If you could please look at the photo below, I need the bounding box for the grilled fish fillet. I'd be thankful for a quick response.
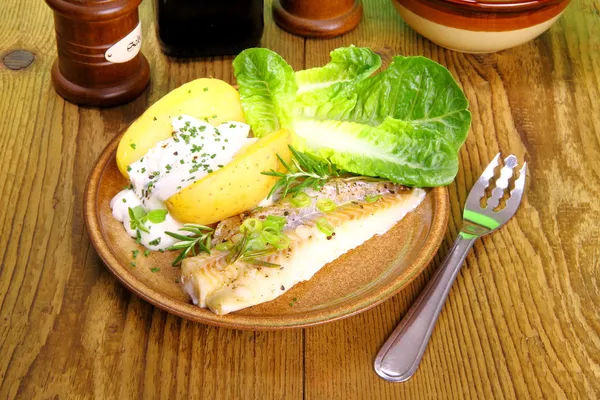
[181,181,426,315]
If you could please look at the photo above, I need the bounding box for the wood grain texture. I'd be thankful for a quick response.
[0,0,598,399]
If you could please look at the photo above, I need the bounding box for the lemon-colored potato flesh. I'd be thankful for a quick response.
[165,130,292,225]
[116,78,245,178]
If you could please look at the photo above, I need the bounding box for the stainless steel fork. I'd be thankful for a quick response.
[374,153,527,382]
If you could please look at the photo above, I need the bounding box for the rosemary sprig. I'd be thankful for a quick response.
[262,146,340,199]
[165,224,213,266]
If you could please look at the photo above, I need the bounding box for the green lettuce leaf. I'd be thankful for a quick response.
[296,56,471,151]
[233,48,297,137]
[293,118,459,187]
[234,48,471,187]
[295,46,381,94]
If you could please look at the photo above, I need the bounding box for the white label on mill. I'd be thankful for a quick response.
[105,21,142,63]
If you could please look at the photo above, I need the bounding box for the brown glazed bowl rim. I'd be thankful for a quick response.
[437,0,565,12]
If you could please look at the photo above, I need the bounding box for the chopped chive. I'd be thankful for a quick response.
[365,194,382,203]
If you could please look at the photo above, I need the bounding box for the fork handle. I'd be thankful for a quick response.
[374,234,476,382]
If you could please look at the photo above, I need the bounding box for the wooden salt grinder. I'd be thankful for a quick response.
[273,0,363,38]
[45,0,150,107]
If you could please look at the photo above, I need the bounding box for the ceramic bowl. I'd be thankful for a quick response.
[392,0,570,53]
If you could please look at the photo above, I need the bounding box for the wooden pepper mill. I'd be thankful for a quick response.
[45,0,150,107]
[273,0,363,38]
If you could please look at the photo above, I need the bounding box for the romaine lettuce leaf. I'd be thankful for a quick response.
[295,46,381,94]
[296,56,471,150]
[233,48,297,137]
[233,48,470,187]
[293,118,458,186]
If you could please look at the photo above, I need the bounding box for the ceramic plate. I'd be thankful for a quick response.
[84,133,449,330]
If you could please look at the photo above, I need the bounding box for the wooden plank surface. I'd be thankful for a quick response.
[0,0,598,399]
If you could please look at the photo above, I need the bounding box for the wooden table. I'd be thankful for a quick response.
[1,0,598,398]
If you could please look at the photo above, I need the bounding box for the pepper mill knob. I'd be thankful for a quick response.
[273,0,363,38]
[45,0,150,107]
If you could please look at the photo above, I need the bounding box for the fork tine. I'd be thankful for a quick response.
[497,162,527,218]
[465,153,500,210]
[487,155,517,210]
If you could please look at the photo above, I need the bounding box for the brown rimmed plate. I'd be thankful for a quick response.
[84,132,449,330]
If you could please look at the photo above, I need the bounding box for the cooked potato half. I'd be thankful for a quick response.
[116,78,245,178]
[165,129,292,225]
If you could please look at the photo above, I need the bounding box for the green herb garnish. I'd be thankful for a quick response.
[262,146,339,199]
[316,198,337,213]
[225,215,290,267]
[165,224,214,266]
[129,206,150,234]
[128,206,168,234]
[316,218,335,236]
[365,194,382,203]
[148,237,161,246]
[289,192,311,208]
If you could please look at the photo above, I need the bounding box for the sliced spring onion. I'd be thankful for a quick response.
[215,242,232,251]
[316,218,335,236]
[289,192,311,208]
[241,218,263,233]
[365,194,382,203]
[264,215,287,230]
[261,229,281,246]
[316,198,337,213]
[274,234,291,249]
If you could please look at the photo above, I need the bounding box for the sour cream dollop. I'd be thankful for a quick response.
[110,115,255,250]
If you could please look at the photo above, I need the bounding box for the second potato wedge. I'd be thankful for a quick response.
[165,129,292,225]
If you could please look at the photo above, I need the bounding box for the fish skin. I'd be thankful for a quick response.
[212,179,412,245]
[181,181,426,315]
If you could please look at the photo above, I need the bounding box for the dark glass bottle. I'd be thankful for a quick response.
[154,0,264,57]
